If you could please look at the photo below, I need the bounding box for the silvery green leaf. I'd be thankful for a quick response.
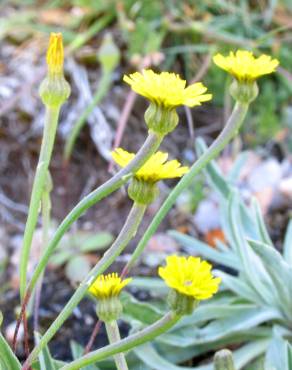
[251,198,273,246]
[176,302,259,329]
[129,277,168,295]
[195,139,258,240]
[247,239,292,321]
[121,292,164,324]
[0,332,21,370]
[227,193,276,305]
[265,335,292,370]
[35,332,58,370]
[233,339,269,369]
[283,219,292,266]
[195,138,231,199]
[70,341,100,370]
[227,151,248,182]
[158,306,279,347]
[169,230,238,270]
[134,343,196,370]
[214,270,264,304]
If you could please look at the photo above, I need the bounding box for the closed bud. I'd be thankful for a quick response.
[98,33,120,72]
[128,178,159,205]
[229,80,258,104]
[214,349,236,370]
[145,103,179,135]
[39,33,70,108]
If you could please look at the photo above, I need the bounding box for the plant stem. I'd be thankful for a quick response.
[105,321,129,370]
[64,71,112,162]
[26,131,162,297]
[34,178,51,333]
[22,203,146,370]
[124,102,248,273]
[20,106,60,300]
[60,312,180,370]
[84,320,102,354]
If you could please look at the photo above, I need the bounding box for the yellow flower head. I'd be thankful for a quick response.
[89,273,132,300]
[123,69,212,108]
[213,50,279,82]
[112,148,189,183]
[159,255,221,300]
[46,33,64,75]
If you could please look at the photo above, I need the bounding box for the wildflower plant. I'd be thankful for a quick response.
[2,32,280,370]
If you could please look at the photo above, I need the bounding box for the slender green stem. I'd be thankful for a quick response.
[60,312,180,370]
[26,131,162,296]
[20,106,60,299]
[22,203,146,369]
[105,321,129,370]
[64,71,112,161]
[34,174,52,332]
[124,102,249,272]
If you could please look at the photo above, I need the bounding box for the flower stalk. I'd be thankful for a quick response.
[22,202,146,369]
[105,321,129,370]
[59,312,180,370]
[19,33,70,300]
[124,101,249,273]
[19,106,61,300]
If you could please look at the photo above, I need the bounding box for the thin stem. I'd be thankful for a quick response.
[124,102,248,272]
[26,131,162,297]
[22,203,146,370]
[84,320,102,354]
[64,71,112,162]
[34,179,51,332]
[60,312,180,370]
[105,321,129,370]
[19,107,60,300]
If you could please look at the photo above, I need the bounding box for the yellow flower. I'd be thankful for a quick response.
[46,33,64,75]
[89,273,132,300]
[123,69,212,108]
[159,255,221,300]
[112,148,189,183]
[213,50,279,82]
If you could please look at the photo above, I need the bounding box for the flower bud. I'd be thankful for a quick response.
[214,349,236,370]
[39,33,70,108]
[98,33,120,73]
[229,80,258,104]
[167,289,199,316]
[145,103,179,135]
[128,178,159,205]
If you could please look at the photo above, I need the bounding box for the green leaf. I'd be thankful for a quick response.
[65,255,92,284]
[35,332,58,370]
[265,335,292,370]
[195,138,231,199]
[78,232,113,252]
[227,151,248,182]
[227,193,276,305]
[134,343,198,370]
[247,239,292,321]
[70,341,100,370]
[158,306,279,347]
[251,198,273,246]
[0,332,22,370]
[129,277,168,295]
[121,292,164,324]
[283,219,292,265]
[216,271,263,303]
